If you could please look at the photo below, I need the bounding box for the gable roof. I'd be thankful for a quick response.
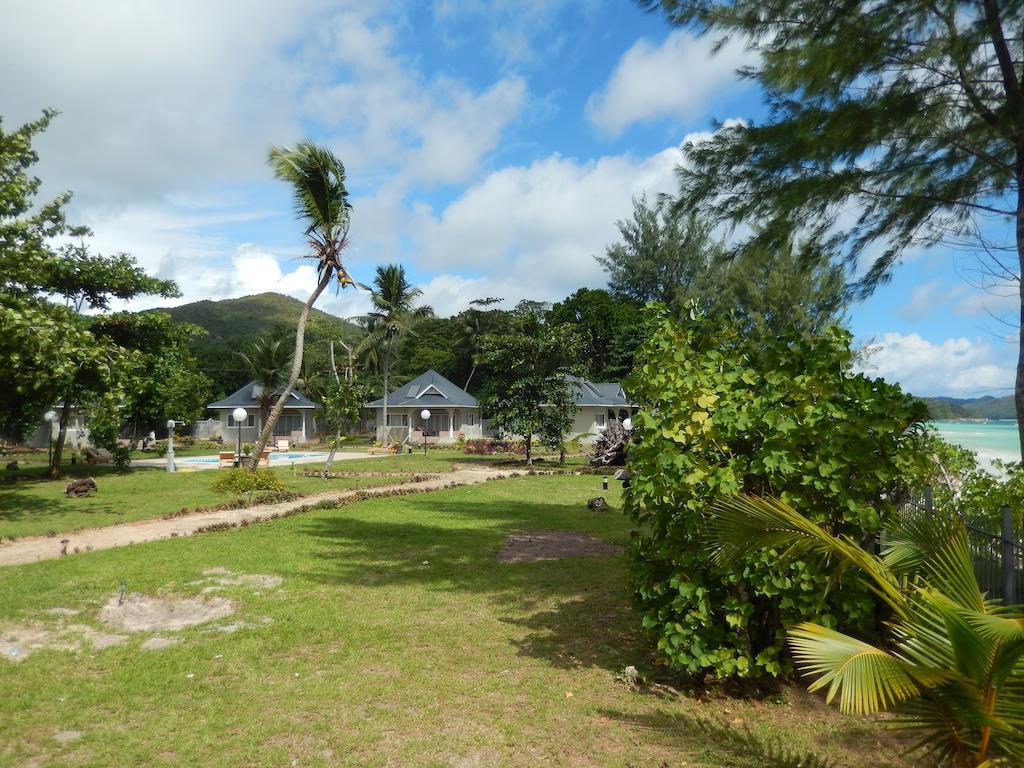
[564,375,633,407]
[366,369,478,408]
[208,381,318,410]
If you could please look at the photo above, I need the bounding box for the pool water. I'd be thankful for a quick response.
[176,452,328,465]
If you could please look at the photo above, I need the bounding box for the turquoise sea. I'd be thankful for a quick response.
[931,420,1021,467]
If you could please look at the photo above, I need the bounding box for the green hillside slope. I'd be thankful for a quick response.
[918,394,1016,421]
[152,293,363,398]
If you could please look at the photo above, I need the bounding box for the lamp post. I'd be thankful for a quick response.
[232,407,247,468]
[420,409,431,455]
[166,419,177,472]
[43,410,57,469]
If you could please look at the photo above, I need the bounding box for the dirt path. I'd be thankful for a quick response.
[0,465,526,567]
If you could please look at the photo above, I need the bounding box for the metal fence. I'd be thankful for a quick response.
[894,486,1023,606]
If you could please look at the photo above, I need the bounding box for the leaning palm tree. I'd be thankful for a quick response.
[705,494,1024,767]
[248,142,356,469]
[355,264,432,444]
[237,335,290,425]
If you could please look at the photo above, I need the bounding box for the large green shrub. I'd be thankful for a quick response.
[625,307,927,680]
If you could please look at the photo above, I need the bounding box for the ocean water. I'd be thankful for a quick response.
[931,420,1021,467]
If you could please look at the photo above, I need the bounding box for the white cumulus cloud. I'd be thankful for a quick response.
[586,29,753,136]
[859,332,1014,397]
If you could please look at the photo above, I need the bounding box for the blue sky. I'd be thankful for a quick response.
[1,0,1017,397]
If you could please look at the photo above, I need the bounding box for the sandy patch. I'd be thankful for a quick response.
[496,531,623,563]
[43,607,80,617]
[99,593,235,632]
[53,730,82,744]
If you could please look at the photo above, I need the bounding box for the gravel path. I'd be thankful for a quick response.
[0,465,524,567]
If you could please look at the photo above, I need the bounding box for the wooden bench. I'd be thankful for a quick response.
[219,452,236,468]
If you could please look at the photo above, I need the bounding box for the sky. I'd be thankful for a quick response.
[1,0,1018,398]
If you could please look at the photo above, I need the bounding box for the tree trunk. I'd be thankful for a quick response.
[249,270,332,470]
[381,344,391,446]
[1017,156,1024,463]
[48,394,74,479]
[464,365,476,391]
[525,433,533,466]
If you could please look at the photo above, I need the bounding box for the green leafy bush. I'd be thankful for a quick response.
[212,468,287,495]
[625,306,927,681]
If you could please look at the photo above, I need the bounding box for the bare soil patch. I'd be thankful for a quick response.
[192,567,283,592]
[496,531,623,563]
[99,592,236,632]
[2,623,127,663]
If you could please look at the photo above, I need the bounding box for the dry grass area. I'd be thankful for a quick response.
[0,474,903,767]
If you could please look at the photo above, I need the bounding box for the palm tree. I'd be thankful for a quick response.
[236,335,290,426]
[248,142,355,469]
[461,297,502,391]
[705,494,1024,767]
[356,264,432,443]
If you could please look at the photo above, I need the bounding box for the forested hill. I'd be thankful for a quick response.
[152,293,363,398]
[158,292,362,344]
[918,395,1016,420]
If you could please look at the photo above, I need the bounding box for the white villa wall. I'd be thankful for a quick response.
[373,407,487,444]
[211,409,312,444]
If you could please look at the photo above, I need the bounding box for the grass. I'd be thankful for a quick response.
[0,474,899,767]
[0,450,595,540]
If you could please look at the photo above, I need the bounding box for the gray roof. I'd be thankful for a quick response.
[564,375,634,407]
[366,369,478,408]
[208,381,318,410]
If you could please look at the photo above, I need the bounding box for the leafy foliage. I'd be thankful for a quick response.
[476,316,585,465]
[644,0,1024,450]
[212,468,288,495]
[624,305,927,680]
[706,493,1024,766]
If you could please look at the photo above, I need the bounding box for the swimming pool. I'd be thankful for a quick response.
[176,452,329,465]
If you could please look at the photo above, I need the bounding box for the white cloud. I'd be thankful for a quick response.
[409,145,685,307]
[1,1,526,209]
[859,332,1014,397]
[586,29,752,136]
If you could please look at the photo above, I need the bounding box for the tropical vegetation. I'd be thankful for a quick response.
[706,493,1024,767]
[624,304,927,679]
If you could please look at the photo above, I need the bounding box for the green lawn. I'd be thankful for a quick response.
[0,475,897,767]
[0,450,597,540]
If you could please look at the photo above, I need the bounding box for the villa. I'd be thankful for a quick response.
[365,369,635,445]
[207,382,319,444]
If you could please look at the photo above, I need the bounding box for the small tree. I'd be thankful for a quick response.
[476,318,584,465]
[319,377,373,477]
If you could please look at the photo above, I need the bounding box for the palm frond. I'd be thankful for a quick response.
[268,142,351,241]
[707,494,906,613]
[789,623,921,714]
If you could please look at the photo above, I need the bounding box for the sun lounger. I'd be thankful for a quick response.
[219,452,236,468]
[275,439,289,452]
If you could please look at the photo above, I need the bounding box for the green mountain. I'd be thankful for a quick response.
[153,293,364,398]
[918,394,1016,421]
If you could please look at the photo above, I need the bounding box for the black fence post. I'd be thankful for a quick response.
[924,485,933,515]
[1002,504,1016,605]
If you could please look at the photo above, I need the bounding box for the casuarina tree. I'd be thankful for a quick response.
[643,0,1024,459]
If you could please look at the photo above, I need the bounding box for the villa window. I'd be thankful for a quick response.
[386,414,409,427]
[595,413,606,428]
[228,413,255,427]
[466,413,476,427]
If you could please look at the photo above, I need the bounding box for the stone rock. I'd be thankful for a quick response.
[587,496,609,511]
